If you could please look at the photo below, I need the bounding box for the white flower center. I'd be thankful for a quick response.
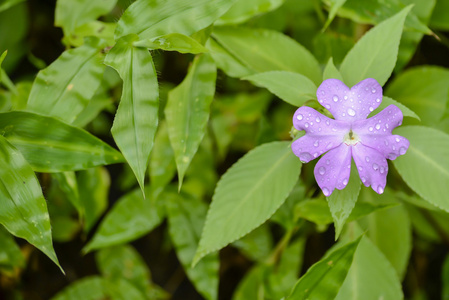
[344,130,360,146]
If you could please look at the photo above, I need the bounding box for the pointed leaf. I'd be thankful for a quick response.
[212,27,321,84]
[194,141,301,265]
[115,0,239,40]
[216,0,284,25]
[340,6,411,86]
[105,35,159,192]
[27,37,107,123]
[393,126,449,212]
[134,33,208,54]
[165,54,216,188]
[166,192,219,300]
[287,236,362,299]
[243,71,317,107]
[0,135,61,271]
[323,57,344,81]
[323,0,347,30]
[0,111,123,172]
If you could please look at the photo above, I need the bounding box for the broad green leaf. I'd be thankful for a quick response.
[115,0,239,40]
[83,186,164,253]
[97,245,169,299]
[340,6,411,87]
[166,192,219,300]
[212,27,321,84]
[105,35,159,192]
[393,126,449,212]
[55,0,117,35]
[149,122,176,191]
[430,0,449,30]
[357,188,412,279]
[323,0,348,30]
[337,0,431,34]
[216,0,284,25]
[27,37,107,123]
[373,96,420,121]
[165,54,216,188]
[232,224,273,262]
[134,33,208,54]
[323,57,344,81]
[69,21,116,47]
[0,0,25,13]
[287,236,362,299]
[327,163,361,239]
[243,71,317,107]
[385,66,449,125]
[0,226,25,269]
[335,225,403,300]
[0,111,123,172]
[193,141,301,265]
[77,167,110,232]
[0,135,61,271]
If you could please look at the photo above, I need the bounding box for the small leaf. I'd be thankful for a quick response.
[212,27,322,84]
[0,111,123,172]
[323,0,348,30]
[430,0,449,30]
[0,135,61,271]
[165,54,217,188]
[340,5,412,86]
[27,37,107,123]
[166,191,219,300]
[327,163,361,239]
[83,186,165,253]
[134,33,208,54]
[115,0,239,40]
[243,71,317,107]
[393,126,449,212]
[194,141,301,265]
[105,35,159,193]
[287,236,362,299]
[322,57,344,81]
[216,0,284,25]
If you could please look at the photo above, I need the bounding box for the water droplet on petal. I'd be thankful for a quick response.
[319,166,326,175]
[299,152,312,162]
[316,117,321,123]
[380,166,385,174]
[365,156,370,162]
[361,177,366,183]
[358,166,363,171]
[384,140,389,146]
[378,186,384,194]
[322,188,330,197]
[344,95,348,100]
[369,127,374,132]
[371,88,376,93]
[395,137,400,142]
[369,107,374,112]
[392,145,396,150]
[376,98,381,103]
[375,124,381,130]
[372,163,379,171]
[347,108,356,117]
[342,113,346,117]
[326,120,330,126]
[305,123,309,128]
[399,147,407,155]
[314,140,319,147]
[333,95,339,102]
[325,104,330,109]
[343,179,348,185]
[326,143,333,150]
[296,114,303,121]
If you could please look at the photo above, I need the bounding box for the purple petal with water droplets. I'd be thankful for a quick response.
[314,144,352,197]
[352,104,403,135]
[352,143,388,194]
[316,78,382,122]
[360,135,409,160]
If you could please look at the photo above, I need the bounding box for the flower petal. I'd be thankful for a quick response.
[353,104,409,160]
[292,106,349,163]
[352,143,388,194]
[317,78,383,122]
[314,144,352,197]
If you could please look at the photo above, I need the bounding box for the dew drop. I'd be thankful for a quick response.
[376,98,381,103]
[318,127,322,132]
[358,166,363,171]
[369,126,374,132]
[319,166,326,175]
[344,95,348,100]
[365,156,370,162]
[333,95,339,102]
[375,124,381,130]
[380,166,385,174]
[342,113,346,117]
[347,108,356,117]
[372,163,379,171]
[392,145,396,151]
[314,140,319,147]
[399,147,407,155]
[369,106,374,112]
[378,186,384,194]
[385,123,389,129]
[299,152,312,163]
[304,123,309,128]
[322,188,330,197]
[361,177,366,183]
[313,152,319,158]
[343,179,348,186]
[296,114,303,121]
[395,137,400,142]
[371,88,376,93]
[384,140,389,146]
[326,159,330,165]
[316,117,321,123]
[326,120,330,126]
[325,104,331,109]
[326,143,333,150]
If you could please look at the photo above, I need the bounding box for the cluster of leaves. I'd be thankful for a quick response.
[0,0,449,299]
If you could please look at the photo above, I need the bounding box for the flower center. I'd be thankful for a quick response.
[344,130,360,146]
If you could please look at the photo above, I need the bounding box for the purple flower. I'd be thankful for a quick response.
[292,78,409,197]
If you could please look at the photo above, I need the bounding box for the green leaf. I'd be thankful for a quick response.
[51,172,82,216]
[385,66,449,125]
[166,191,219,300]
[51,217,80,242]
[193,141,301,265]
[0,0,25,13]
[105,35,159,193]
[287,236,362,299]
[393,126,449,212]
[165,54,216,188]
[430,0,449,30]
[212,27,322,84]
[0,50,6,82]
[0,111,123,172]
[243,71,317,107]
[134,33,208,54]
[0,135,61,271]
[149,121,176,191]
[83,186,165,253]
[335,226,403,300]
[323,0,348,30]
[340,5,412,87]
[327,163,361,239]
[115,0,239,40]
[69,21,116,47]
[323,57,344,81]
[96,245,169,300]
[77,167,110,232]
[27,37,107,124]
[216,0,284,25]
[232,224,273,262]
[373,96,420,121]
[0,226,25,269]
